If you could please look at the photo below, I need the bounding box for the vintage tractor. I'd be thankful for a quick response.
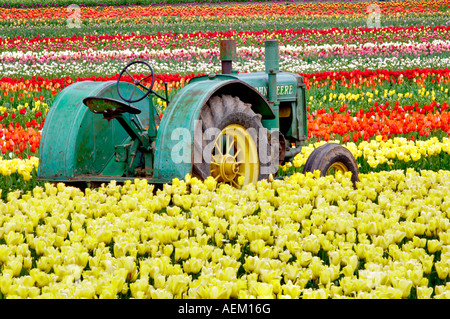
[38,39,359,188]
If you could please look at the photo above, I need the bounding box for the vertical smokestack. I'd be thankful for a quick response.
[265,40,279,103]
[220,39,236,74]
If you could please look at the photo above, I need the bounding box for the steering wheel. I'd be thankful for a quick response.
[117,60,156,103]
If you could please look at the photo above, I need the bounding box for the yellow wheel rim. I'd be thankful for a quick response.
[210,124,259,187]
[327,162,348,175]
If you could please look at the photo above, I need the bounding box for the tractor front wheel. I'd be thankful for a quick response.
[303,143,359,187]
[192,95,278,187]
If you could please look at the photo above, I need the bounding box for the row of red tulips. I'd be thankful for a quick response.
[3,25,450,53]
[2,67,449,101]
[2,98,450,160]
[308,101,450,143]
[2,65,450,159]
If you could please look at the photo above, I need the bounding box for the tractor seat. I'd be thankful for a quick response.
[83,96,142,116]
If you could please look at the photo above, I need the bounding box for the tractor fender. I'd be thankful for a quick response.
[38,80,154,182]
[153,78,275,181]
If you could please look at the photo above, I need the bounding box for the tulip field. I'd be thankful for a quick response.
[2,0,450,299]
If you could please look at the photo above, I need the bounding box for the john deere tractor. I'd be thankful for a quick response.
[38,39,359,188]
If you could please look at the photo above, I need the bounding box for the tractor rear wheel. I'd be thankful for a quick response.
[192,95,278,187]
[303,143,359,187]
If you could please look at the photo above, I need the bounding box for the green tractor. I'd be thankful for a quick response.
[37,39,359,188]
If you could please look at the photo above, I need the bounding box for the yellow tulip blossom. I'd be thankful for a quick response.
[1,165,450,299]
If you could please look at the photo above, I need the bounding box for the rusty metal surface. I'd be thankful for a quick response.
[39,39,311,187]
[219,39,237,62]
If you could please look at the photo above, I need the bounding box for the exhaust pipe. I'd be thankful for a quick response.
[265,40,279,103]
[219,39,236,74]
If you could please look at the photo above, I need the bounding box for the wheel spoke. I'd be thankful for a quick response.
[137,82,150,92]
[200,120,259,188]
[225,135,235,156]
[125,69,136,82]
[211,155,221,166]
[141,73,154,82]
[213,138,224,156]
[129,84,137,102]
[233,149,241,160]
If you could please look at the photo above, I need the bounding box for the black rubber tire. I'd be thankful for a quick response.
[302,143,359,187]
[303,143,336,173]
[192,95,278,183]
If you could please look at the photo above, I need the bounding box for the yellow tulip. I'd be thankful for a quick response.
[0,245,11,263]
[0,272,13,295]
[309,257,323,279]
[130,278,150,299]
[210,284,232,299]
[249,281,274,299]
[30,269,50,288]
[99,286,118,299]
[153,274,166,290]
[409,269,424,287]
[166,274,190,298]
[183,257,203,274]
[319,267,333,286]
[391,277,413,298]
[282,280,301,299]
[427,239,442,254]
[7,258,23,277]
[435,261,449,280]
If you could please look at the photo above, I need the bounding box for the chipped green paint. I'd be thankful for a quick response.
[38,40,308,185]
[38,80,158,182]
[153,78,275,181]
